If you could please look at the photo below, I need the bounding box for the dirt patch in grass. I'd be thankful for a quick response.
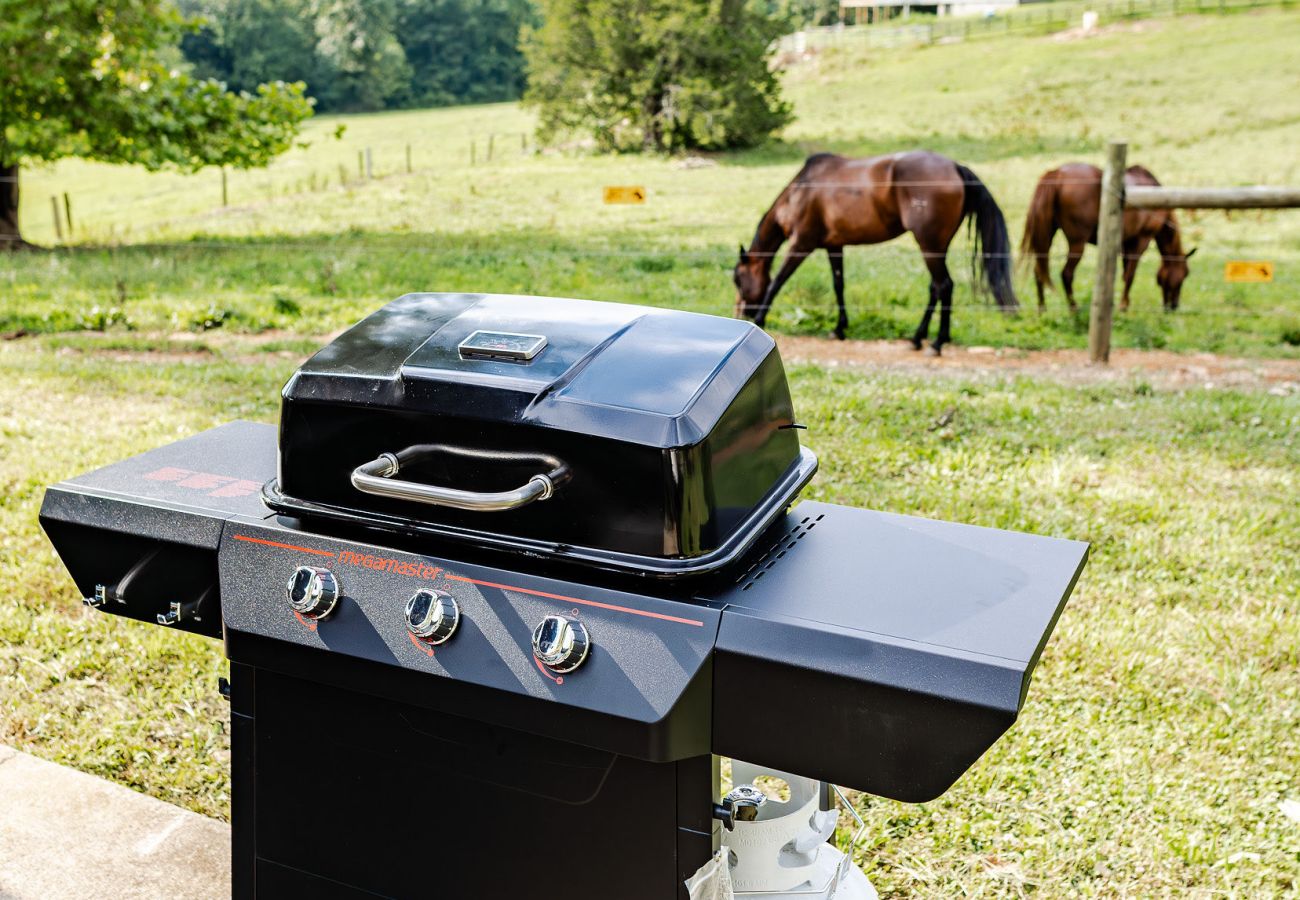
[777,335,1300,393]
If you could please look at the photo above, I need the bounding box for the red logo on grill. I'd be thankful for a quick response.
[144,466,261,498]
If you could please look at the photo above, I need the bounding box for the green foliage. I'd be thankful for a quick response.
[311,0,412,111]
[180,0,537,113]
[523,0,792,152]
[0,0,313,170]
[759,0,840,27]
[396,0,538,108]
[180,0,323,101]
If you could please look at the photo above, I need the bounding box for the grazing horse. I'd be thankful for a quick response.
[1021,163,1195,312]
[732,151,1018,355]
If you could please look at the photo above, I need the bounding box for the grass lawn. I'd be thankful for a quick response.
[2,8,1299,897]
[1,332,1296,896]
[7,11,1300,356]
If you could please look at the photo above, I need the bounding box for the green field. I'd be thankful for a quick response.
[8,10,1300,355]
[3,10,1300,898]
[2,334,1296,896]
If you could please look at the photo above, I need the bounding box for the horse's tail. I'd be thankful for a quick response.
[955,163,1019,310]
[1020,172,1057,290]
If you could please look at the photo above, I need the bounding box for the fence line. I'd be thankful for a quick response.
[781,0,1295,52]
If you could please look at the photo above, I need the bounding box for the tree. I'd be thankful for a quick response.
[310,0,412,111]
[396,0,538,109]
[180,0,536,113]
[522,0,791,153]
[180,0,322,98]
[761,0,839,28]
[0,0,313,248]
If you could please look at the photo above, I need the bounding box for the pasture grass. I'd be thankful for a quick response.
[8,11,1300,357]
[2,9,1299,897]
[1,334,1296,896]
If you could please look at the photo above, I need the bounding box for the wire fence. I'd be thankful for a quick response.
[3,238,1295,325]
[780,0,1296,51]
[5,115,1297,336]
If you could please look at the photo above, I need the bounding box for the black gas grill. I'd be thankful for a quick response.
[41,293,1087,899]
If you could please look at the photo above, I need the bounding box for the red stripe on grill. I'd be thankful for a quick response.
[232,534,337,558]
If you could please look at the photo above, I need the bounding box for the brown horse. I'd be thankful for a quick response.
[732,151,1018,354]
[1021,163,1195,312]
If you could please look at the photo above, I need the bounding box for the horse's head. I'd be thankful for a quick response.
[732,244,769,321]
[1157,246,1195,311]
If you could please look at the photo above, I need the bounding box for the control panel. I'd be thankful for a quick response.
[218,518,721,731]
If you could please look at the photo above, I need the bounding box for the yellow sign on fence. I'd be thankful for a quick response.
[1224,261,1274,283]
[603,186,647,204]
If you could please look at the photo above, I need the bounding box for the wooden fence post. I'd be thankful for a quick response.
[63,193,73,235]
[1089,141,1127,364]
[222,168,229,206]
[50,196,63,242]
[406,144,412,174]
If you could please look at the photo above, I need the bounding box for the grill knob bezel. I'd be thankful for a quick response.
[531,615,590,674]
[286,566,341,620]
[405,589,460,645]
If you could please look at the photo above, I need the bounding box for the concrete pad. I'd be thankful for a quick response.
[0,745,230,900]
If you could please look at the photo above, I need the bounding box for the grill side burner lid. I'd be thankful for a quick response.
[268,293,816,577]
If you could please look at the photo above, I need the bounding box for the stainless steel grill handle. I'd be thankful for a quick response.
[350,445,569,512]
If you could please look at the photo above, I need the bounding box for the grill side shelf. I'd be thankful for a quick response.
[708,500,1088,801]
[38,421,279,639]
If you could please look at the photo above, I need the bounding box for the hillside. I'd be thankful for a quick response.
[11,9,1300,355]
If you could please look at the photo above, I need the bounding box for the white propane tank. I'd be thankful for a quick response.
[722,763,877,900]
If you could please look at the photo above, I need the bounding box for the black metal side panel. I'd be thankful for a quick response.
[245,668,711,900]
[709,502,1088,802]
[39,421,277,638]
[218,517,720,761]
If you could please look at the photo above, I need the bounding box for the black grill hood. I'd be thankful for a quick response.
[266,293,817,577]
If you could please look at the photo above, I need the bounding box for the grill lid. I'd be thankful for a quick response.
[269,293,816,578]
[288,293,774,448]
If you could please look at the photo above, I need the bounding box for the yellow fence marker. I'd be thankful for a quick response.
[1224,261,1274,283]
[603,186,647,204]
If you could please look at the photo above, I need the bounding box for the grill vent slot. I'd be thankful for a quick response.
[736,513,825,591]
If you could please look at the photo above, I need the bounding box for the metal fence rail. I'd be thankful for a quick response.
[1127,187,1300,210]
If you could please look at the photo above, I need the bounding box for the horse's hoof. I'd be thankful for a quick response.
[833,330,846,341]
[910,340,924,352]
[925,345,941,358]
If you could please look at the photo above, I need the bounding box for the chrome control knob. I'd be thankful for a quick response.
[286,566,340,620]
[405,589,460,645]
[531,615,590,673]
